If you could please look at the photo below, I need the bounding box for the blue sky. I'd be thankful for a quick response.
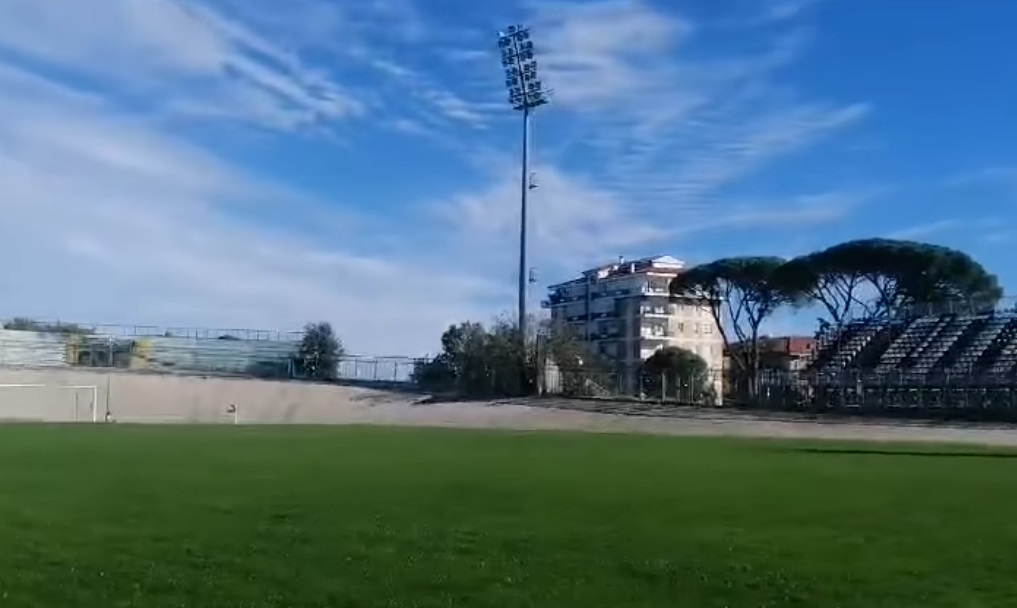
[0,0,1014,355]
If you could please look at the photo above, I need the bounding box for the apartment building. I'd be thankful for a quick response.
[541,255,725,374]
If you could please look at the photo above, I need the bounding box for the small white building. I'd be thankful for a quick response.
[542,255,725,394]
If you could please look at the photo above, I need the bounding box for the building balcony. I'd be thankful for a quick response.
[589,311,619,320]
[640,286,671,297]
[544,290,590,307]
[639,332,673,341]
[639,308,670,318]
[590,288,633,300]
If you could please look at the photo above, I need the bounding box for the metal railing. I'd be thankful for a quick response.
[1,317,301,341]
[536,365,1017,417]
[895,296,1017,319]
[0,328,420,384]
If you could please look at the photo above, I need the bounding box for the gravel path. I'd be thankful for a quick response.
[339,396,1017,447]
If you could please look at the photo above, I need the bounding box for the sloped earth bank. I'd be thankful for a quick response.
[315,396,1017,447]
[1,369,1016,446]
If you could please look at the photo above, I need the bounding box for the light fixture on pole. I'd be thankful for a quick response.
[498,24,549,347]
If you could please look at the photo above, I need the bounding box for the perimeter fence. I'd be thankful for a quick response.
[539,365,1017,420]
[0,322,419,384]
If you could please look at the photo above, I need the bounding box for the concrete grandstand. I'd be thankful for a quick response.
[809,304,1017,410]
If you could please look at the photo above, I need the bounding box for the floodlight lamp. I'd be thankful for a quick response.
[507,25,517,34]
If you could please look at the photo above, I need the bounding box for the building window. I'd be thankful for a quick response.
[703,324,713,334]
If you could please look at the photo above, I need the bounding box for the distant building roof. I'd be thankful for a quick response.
[729,336,816,357]
[548,255,686,289]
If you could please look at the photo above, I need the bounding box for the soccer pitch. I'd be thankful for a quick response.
[1,426,1015,607]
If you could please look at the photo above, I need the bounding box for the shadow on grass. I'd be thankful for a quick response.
[791,447,1017,459]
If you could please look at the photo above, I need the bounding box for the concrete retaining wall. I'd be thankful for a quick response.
[0,369,412,424]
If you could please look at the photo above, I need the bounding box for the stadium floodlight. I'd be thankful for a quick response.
[497,24,550,349]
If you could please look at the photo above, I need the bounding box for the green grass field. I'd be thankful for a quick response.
[1,425,1016,607]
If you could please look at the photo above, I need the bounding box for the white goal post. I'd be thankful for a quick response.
[0,384,101,423]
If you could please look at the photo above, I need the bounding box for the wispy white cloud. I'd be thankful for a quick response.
[946,166,1017,192]
[436,163,671,273]
[433,162,867,282]
[0,62,501,355]
[670,190,869,238]
[523,0,868,212]
[727,0,822,28]
[0,0,877,354]
[884,220,964,241]
[0,0,364,131]
[359,54,507,130]
[604,102,869,206]
[434,0,869,277]
[983,231,1015,246]
[883,217,1004,242]
[529,0,695,108]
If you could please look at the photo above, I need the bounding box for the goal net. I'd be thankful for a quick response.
[0,384,101,423]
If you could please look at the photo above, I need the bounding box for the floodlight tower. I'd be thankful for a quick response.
[498,24,549,346]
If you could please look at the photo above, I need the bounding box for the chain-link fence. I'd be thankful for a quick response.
[538,365,1017,419]
[541,366,723,405]
[0,326,420,384]
[803,369,1017,413]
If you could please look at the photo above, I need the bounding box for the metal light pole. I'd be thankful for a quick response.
[498,25,549,345]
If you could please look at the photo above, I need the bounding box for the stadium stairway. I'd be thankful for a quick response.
[809,323,859,373]
[945,314,1006,374]
[977,317,1017,377]
[853,323,908,370]
[874,316,941,374]
[987,322,1017,377]
[898,314,953,373]
[909,314,972,374]
[825,322,882,371]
